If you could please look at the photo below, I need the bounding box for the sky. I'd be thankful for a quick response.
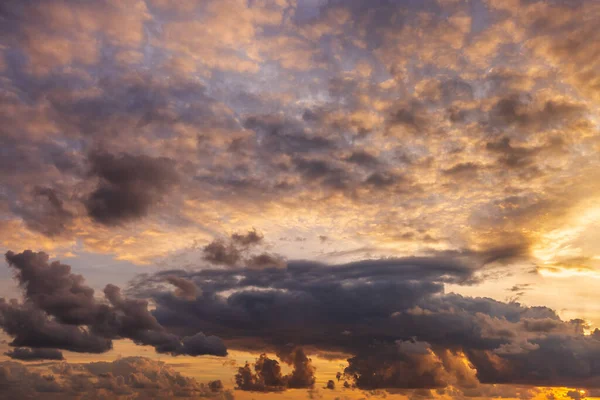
[0,0,599,399]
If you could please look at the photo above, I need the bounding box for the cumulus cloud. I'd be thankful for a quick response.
[85,152,179,226]
[1,250,226,357]
[0,356,234,399]
[128,256,600,391]
[235,348,315,392]
[201,230,285,269]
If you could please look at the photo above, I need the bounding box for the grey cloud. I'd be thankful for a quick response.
[166,276,199,300]
[1,251,227,357]
[364,172,406,189]
[235,348,315,392]
[344,151,380,168]
[4,347,64,361]
[129,255,600,390]
[202,230,285,269]
[293,157,354,191]
[177,332,228,357]
[387,101,430,135]
[5,250,101,325]
[343,341,450,390]
[0,299,112,353]
[85,152,179,225]
[231,229,264,247]
[442,163,482,179]
[486,137,540,169]
[246,253,287,269]
[244,115,335,155]
[14,187,74,237]
[489,95,586,132]
[202,240,242,267]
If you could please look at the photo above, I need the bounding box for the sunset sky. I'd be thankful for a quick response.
[1,0,600,399]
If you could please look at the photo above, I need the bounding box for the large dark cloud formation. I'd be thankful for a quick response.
[128,257,600,392]
[0,250,226,357]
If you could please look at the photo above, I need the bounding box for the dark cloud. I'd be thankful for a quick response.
[236,355,287,392]
[244,115,335,155]
[293,157,351,189]
[202,240,242,267]
[442,162,482,179]
[14,187,74,237]
[419,78,474,104]
[231,229,264,247]
[1,250,226,357]
[387,101,430,135]
[364,172,405,189]
[0,357,234,399]
[166,276,199,300]
[85,152,178,225]
[344,151,380,168]
[486,137,540,169]
[202,230,285,269]
[0,299,112,353]
[127,255,600,390]
[246,253,287,269]
[235,348,315,392]
[177,332,227,357]
[4,347,64,361]
[5,250,101,325]
[490,95,586,131]
[343,341,450,390]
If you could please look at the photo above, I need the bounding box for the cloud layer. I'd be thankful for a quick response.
[130,257,600,392]
[0,356,233,399]
[0,0,597,272]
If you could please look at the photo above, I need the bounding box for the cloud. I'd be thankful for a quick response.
[166,276,199,300]
[85,152,179,226]
[0,299,112,353]
[0,356,234,399]
[0,0,597,273]
[4,347,64,361]
[343,341,458,390]
[13,187,74,237]
[1,250,226,357]
[231,229,264,247]
[177,332,227,357]
[1,0,600,394]
[235,348,315,392]
[128,255,600,390]
[202,230,285,269]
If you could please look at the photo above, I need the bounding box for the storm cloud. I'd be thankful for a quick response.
[129,256,600,390]
[1,250,226,357]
